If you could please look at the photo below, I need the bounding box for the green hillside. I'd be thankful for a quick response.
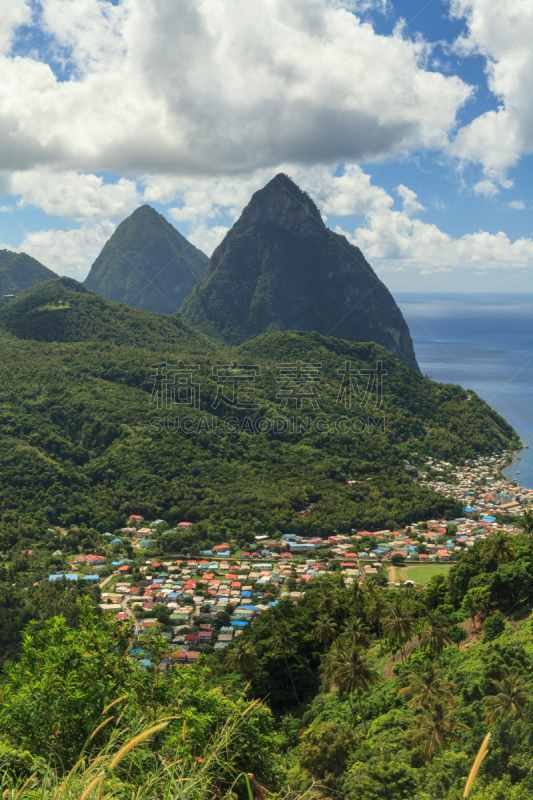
[84,205,208,314]
[0,276,215,352]
[0,288,516,537]
[0,249,57,296]
[179,174,419,371]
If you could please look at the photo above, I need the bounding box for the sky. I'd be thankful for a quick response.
[1,0,533,291]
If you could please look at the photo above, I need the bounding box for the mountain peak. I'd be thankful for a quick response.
[242,173,324,237]
[84,205,208,314]
[179,175,419,371]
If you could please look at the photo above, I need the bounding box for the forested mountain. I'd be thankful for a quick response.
[179,174,419,371]
[0,280,515,538]
[0,276,215,351]
[0,249,57,296]
[84,205,208,314]
[0,274,526,800]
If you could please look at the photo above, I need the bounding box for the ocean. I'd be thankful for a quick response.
[393,293,533,490]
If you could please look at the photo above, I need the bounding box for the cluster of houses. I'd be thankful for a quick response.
[417,453,533,515]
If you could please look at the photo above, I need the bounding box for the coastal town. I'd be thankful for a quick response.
[38,450,530,667]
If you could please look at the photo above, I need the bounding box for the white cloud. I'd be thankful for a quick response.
[347,182,533,273]
[397,184,425,216]
[450,0,533,182]
[473,179,499,197]
[17,220,115,279]
[0,0,472,177]
[507,200,525,210]
[8,170,141,220]
[0,0,31,54]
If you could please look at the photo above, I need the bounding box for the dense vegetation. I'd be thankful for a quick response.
[1,533,533,798]
[84,205,208,314]
[0,271,526,797]
[0,281,516,546]
[179,173,419,370]
[0,249,57,295]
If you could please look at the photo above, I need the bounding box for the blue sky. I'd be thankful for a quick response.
[0,0,532,290]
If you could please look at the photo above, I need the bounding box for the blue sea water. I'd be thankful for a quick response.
[393,293,533,490]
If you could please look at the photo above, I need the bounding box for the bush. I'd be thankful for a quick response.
[482,611,506,642]
[300,722,359,781]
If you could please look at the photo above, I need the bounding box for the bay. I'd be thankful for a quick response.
[393,292,533,489]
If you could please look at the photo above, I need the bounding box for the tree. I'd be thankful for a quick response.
[315,586,340,617]
[226,638,259,679]
[461,591,480,633]
[383,596,416,661]
[343,759,418,800]
[366,590,387,649]
[341,617,371,648]
[515,508,533,536]
[397,660,456,709]
[299,722,358,781]
[324,641,380,732]
[485,532,516,566]
[391,554,405,566]
[406,701,468,762]
[312,614,337,648]
[419,612,452,665]
[484,670,533,723]
[0,599,134,770]
[482,611,506,642]
[268,622,301,707]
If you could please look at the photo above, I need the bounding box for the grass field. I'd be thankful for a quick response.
[403,563,451,584]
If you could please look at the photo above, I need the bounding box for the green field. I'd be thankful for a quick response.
[401,563,452,585]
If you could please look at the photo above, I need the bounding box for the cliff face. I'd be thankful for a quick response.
[84,205,208,315]
[179,174,420,371]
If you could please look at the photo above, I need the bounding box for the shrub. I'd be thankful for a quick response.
[482,611,506,642]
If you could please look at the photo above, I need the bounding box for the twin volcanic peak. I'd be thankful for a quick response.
[179,174,420,372]
[83,205,208,314]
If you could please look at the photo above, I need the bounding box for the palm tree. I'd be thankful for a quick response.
[324,641,380,732]
[484,670,533,723]
[341,617,371,648]
[268,622,301,707]
[407,701,468,762]
[419,612,452,665]
[226,638,258,679]
[515,508,533,536]
[461,592,479,633]
[366,590,387,649]
[397,660,457,709]
[312,614,337,648]
[485,532,516,566]
[315,585,339,617]
[383,595,416,661]
[445,575,462,606]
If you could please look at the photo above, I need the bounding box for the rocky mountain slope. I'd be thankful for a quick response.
[179,174,419,371]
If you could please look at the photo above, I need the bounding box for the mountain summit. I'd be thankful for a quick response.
[84,205,208,314]
[0,250,57,296]
[179,174,419,371]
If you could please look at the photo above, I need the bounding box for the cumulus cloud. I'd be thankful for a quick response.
[8,170,141,220]
[0,0,31,54]
[17,221,115,279]
[450,0,533,182]
[347,185,533,273]
[0,0,472,176]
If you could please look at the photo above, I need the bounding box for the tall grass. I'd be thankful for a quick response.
[0,695,321,800]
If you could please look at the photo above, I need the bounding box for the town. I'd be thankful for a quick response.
[37,450,530,669]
